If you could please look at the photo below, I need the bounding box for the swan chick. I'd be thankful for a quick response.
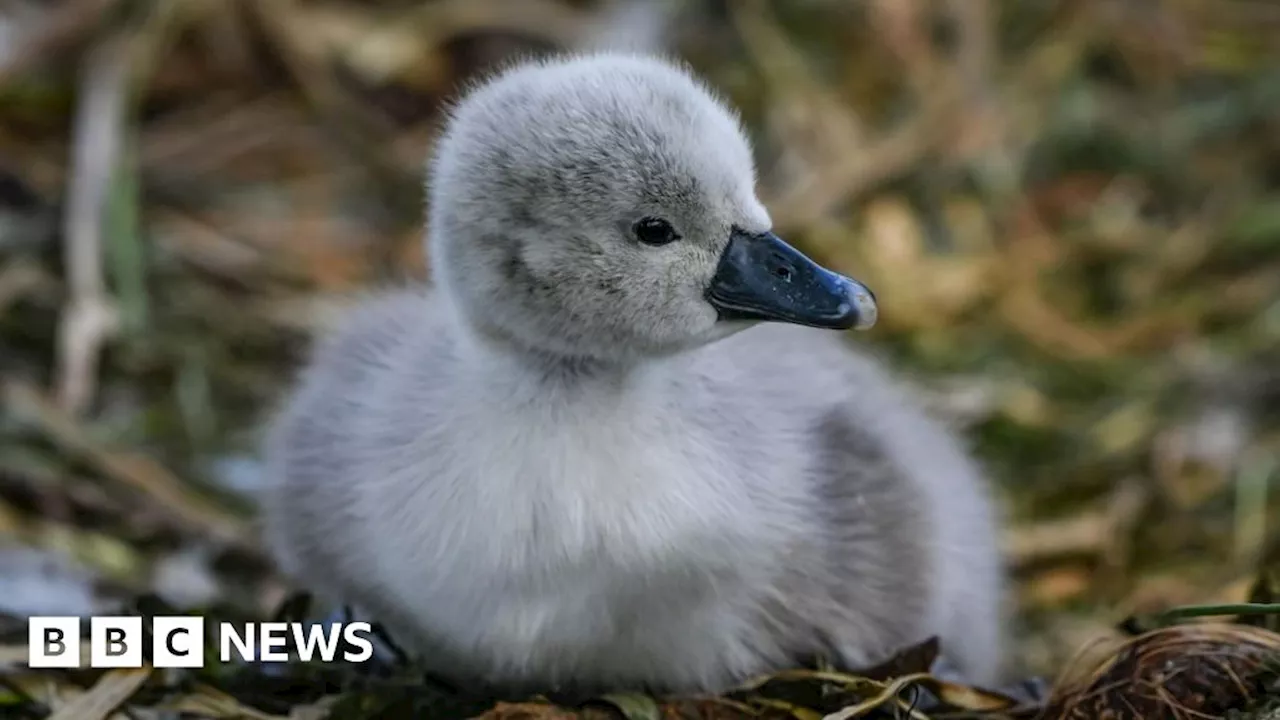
[262,52,1003,694]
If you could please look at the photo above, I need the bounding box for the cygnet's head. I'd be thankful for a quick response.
[426,52,876,363]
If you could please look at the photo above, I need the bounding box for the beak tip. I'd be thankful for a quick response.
[842,283,878,331]
[851,291,877,330]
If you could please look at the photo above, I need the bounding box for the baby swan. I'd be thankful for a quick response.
[263,52,1004,694]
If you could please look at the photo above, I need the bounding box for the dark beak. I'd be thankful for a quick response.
[705,228,878,331]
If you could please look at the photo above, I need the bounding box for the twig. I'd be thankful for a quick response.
[46,667,151,720]
[4,379,253,551]
[54,28,131,414]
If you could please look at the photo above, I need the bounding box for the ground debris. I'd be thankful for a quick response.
[1041,624,1280,720]
[1,0,1278,718]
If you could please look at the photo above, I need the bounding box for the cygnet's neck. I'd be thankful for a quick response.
[442,295,675,412]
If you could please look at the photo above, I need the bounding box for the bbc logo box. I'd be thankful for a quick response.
[28,616,204,669]
[27,616,373,668]
[27,617,82,668]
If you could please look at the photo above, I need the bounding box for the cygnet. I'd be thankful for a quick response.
[262,52,1004,694]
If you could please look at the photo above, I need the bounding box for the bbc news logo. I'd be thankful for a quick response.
[28,616,374,668]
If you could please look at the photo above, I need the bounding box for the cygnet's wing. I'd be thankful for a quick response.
[686,323,1005,684]
[260,290,440,595]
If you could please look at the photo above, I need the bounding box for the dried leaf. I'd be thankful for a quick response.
[597,692,662,720]
[46,667,151,720]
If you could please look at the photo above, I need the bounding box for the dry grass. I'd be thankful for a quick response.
[0,0,1278,717]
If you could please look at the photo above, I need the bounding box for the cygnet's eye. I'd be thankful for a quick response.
[633,217,681,246]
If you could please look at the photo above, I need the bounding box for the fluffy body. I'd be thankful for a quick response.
[262,53,1004,693]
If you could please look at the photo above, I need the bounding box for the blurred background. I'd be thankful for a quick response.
[0,0,1278,689]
